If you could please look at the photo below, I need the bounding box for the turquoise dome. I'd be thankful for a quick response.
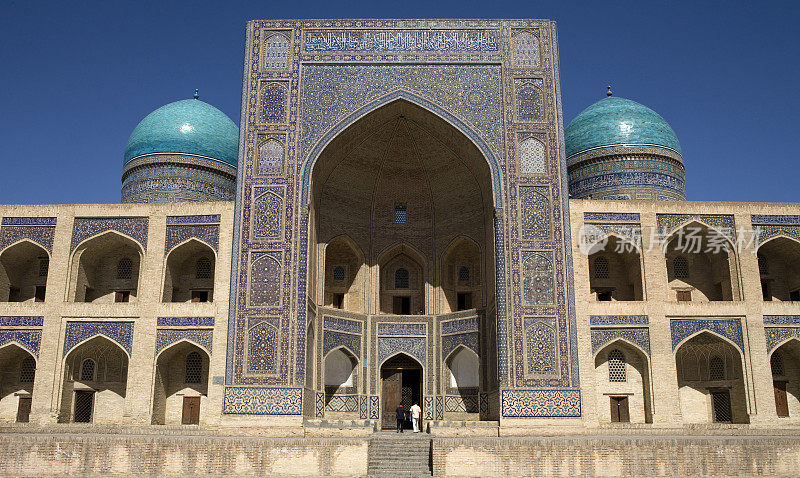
[565,96,681,159]
[124,98,239,165]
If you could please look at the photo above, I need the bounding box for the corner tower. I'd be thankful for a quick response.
[121,92,239,203]
[565,87,685,200]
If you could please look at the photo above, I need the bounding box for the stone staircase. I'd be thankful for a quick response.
[368,432,432,477]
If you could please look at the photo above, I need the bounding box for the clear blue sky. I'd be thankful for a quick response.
[1,1,798,204]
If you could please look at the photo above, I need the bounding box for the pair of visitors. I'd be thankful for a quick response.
[396,402,423,433]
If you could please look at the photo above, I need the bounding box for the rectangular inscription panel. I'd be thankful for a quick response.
[304,29,500,52]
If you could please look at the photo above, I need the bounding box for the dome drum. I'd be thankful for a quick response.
[121,153,236,203]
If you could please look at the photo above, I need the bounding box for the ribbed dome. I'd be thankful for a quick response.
[124,98,239,166]
[565,96,681,160]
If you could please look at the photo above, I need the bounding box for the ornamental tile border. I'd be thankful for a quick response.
[369,395,379,420]
[656,214,736,241]
[2,217,57,226]
[764,316,800,326]
[165,224,220,254]
[156,317,215,327]
[63,322,134,357]
[670,318,744,352]
[315,392,325,417]
[590,327,651,356]
[765,327,800,353]
[166,215,221,225]
[423,396,434,420]
[589,315,649,326]
[753,225,800,246]
[1,225,56,253]
[359,395,368,419]
[71,217,149,251]
[583,212,640,223]
[751,215,800,226]
[0,317,44,327]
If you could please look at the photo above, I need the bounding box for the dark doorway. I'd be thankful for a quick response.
[774,381,789,417]
[380,354,422,429]
[610,396,630,422]
[711,389,732,423]
[16,397,31,423]
[74,390,94,423]
[182,396,201,424]
[393,296,411,314]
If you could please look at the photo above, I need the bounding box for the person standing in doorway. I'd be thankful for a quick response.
[395,403,406,433]
[410,402,421,433]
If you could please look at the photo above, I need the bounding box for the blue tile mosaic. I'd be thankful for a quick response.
[63,322,134,357]
[670,319,743,352]
[72,217,149,251]
[583,213,640,222]
[589,315,649,326]
[222,387,302,415]
[764,316,800,326]
[155,329,213,356]
[0,317,44,327]
[500,389,581,417]
[157,317,215,327]
[591,327,650,356]
[0,330,42,358]
[765,327,800,353]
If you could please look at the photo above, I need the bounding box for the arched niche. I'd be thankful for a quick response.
[0,343,37,423]
[770,339,800,419]
[59,336,129,423]
[674,331,748,423]
[323,347,358,417]
[379,245,425,315]
[69,232,143,303]
[162,239,216,303]
[587,235,643,301]
[593,340,652,423]
[445,346,480,417]
[0,241,49,303]
[664,222,739,302]
[441,237,482,312]
[305,98,496,316]
[322,236,365,312]
[757,237,800,301]
[152,341,209,425]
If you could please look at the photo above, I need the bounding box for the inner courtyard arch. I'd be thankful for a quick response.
[587,235,643,301]
[0,241,49,303]
[69,232,143,303]
[770,340,800,419]
[593,340,652,423]
[162,239,216,303]
[380,353,423,430]
[152,341,209,425]
[0,343,36,423]
[757,237,800,301]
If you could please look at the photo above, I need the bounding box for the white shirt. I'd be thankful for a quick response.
[410,404,421,418]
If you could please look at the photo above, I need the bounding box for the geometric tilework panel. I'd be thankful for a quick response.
[656,214,736,242]
[263,32,290,70]
[511,30,540,68]
[423,396,434,420]
[591,327,651,356]
[754,225,800,246]
[71,217,149,251]
[377,336,426,368]
[444,394,478,413]
[249,253,281,307]
[155,329,213,357]
[323,316,364,334]
[583,213,641,222]
[252,192,282,241]
[515,79,544,123]
[165,215,221,225]
[765,327,800,353]
[764,316,800,325]
[369,395,380,420]
[259,83,288,124]
[751,215,800,226]
[325,395,359,413]
[0,329,42,358]
[435,396,444,420]
[63,322,134,357]
[518,137,546,175]
[500,389,581,417]
[582,223,642,248]
[521,251,555,305]
[0,317,44,327]
[520,186,550,240]
[376,323,427,337]
[441,332,479,360]
[165,224,219,254]
[315,392,325,417]
[670,319,744,352]
[0,226,55,253]
[257,138,284,176]
[222,387,302,415]
[156,317,215,327]
[247,322,278,373]
[323,330,361,358]
[524,318,557,374]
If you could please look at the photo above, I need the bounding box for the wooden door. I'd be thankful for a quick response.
[381,370,401,429]
[16,397,31,423]
[610,396,630,422]
[774,381,789,417]
[182,397,201,425]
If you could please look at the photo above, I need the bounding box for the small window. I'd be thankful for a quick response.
[676,290,692,302]
[35,286,46,302]
[458,266,470,282]
[117,258,133,280]
[457,292,472,311]
[19,356,36,383]
[333,265,345,281]
[191,290,209,303]
[791,290,800,301]
[38,258,49,277]
[115,290,130,303]
[608,349,626,382]
[80,359,96,381]
[332,293,344,309]
[771,352,785,376]
[594,257,609,279]
[597,290,613,302]
[196,257,212,279]
[8,287,20,302]
[394,204,407,224]
[758,253,769,275]
[395,268,409,289]
[673,256,689,280]
[709,355,725,380]
[185,352,203,384]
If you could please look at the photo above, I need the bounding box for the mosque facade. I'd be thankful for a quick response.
[1,18,799,434]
